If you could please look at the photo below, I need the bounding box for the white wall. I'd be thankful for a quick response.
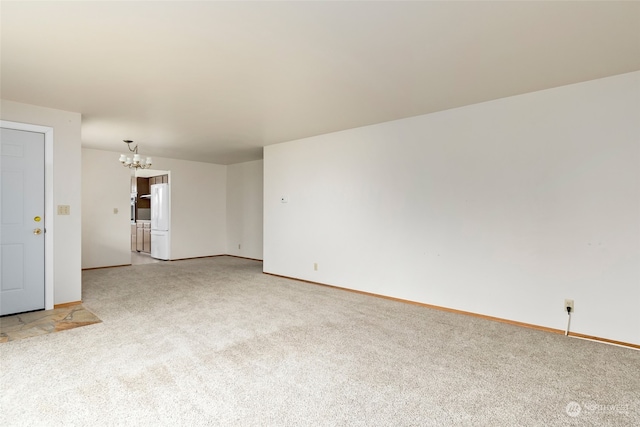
[264,71,640,345]
[156,157,227,259]
[81,148,131,269]
[82,151,261,265]
[1,100,82,305]
[81,151,228,263]
[226,160,264,260]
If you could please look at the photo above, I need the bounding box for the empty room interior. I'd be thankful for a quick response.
[1,1,639,426]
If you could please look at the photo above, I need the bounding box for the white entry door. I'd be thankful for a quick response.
[1,128,45,315]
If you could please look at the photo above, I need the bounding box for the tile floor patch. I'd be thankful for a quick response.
[0,305,102,342]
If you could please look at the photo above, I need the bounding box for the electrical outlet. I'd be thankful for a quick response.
[564,299,574,313]
[314,263,318,271]
[238,244,241,250]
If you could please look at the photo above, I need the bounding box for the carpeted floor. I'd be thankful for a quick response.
[0,256,637,426]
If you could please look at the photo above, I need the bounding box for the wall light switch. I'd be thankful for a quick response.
[281,196,289,203]
[57,205,70,215]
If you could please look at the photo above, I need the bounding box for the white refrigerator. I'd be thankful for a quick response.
[150,183,171,260]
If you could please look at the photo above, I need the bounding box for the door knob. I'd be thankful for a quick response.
[33,228,42,235]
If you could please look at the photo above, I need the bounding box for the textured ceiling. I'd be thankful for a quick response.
[2,1,639,164]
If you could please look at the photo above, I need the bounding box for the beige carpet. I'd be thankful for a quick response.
[0,256,637,426]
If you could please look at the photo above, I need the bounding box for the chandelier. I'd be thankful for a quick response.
[119,140,152,169]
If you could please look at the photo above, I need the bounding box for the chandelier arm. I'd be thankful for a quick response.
[124,140,139,154]
[120,140,150,169]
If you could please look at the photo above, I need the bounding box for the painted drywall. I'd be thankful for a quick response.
[1,100,82,305]
[81,150,228,263]
[81,148,131,269]
[138,155,227,260]
[264,71,640,345]
[226,160,264,260]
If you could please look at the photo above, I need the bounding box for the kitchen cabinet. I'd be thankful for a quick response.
[143,222,151,253]
[136,223,144,251]
[149,174,169,185]
[131,224,136,251]
[135,222,151,253]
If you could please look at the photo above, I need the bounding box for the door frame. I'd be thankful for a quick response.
[1,120,54,310]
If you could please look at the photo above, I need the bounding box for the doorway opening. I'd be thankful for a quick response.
[130,168,170,265]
